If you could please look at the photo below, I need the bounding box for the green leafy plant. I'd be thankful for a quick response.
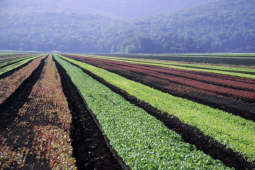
[58,54,255,162]
[55,55,232,169]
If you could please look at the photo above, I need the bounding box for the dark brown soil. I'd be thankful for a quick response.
[54,57,130,170]
[0,56,47,131]
[68,57,255,122]
[0,60,23,69]
[0,55,27,60]
[0,59,34,80]
[118,57,255,69]
[110,67,255,120]
[97,53,255,66]
[127,62,255,92]
[0,57,23,63]
[167,64,255,75]
[62,58,255,170]
[114,57,255,75]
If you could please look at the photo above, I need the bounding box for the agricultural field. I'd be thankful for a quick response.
[0,53,255,169]
[99,53,255,66]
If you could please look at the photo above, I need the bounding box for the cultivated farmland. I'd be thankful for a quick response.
[0,53,255,169]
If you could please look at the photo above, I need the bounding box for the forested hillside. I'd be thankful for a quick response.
[0,0,254,53]
[130,0,255,53]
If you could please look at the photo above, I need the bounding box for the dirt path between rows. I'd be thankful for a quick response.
[54,57,129,170]
[0,56,47,131]
[62,57,255,170]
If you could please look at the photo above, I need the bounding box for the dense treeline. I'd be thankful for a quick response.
[0,0,254,53]
[119,34,211,53]
[132,0,255,53]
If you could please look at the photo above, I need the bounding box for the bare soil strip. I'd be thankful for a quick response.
[72,58,255,122]
[99,54,255,66]
[113,67,255,121]
[0,54,29,58]
[0,57,47,131]
[62,58,255,170]
[125,61,255,91]
[0,60,35,80]
[165,64,255,75]
[0,57,28,64]
[54,57,128,170]
[116,58,255,75]
[0,55,78,169]
[0,56,46,105]
[86,58,255,93]
[0,60,23,69]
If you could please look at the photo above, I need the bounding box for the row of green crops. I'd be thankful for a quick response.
[102,56,255,73]
[0,55,28,61]
[87,53,255,58]
[0,55,35,68]
[58,54,255,162]
[0,53,22,56]
[54,55,231,170]
[79,55,255,78]
[0,55,42,76]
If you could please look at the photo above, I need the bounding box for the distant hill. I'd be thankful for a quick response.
[0,0,254,53]
[129,0,255,52]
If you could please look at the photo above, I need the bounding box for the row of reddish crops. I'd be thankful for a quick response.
[0,54,29,59]
[0,55,77,169]
[0,55,46,104]
[0,54,34,64]
[100,59,255,90]
[77,56,255,85]
[64,55,255,100]
[0,57,29,64]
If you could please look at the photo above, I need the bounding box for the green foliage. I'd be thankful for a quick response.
[0,55,41,76]
[0,55,34,68]
[60,54,255,162]
[0,53,23,57]
[120,33,211,53]
[55,54,231,169]
[1,0,255,53]
[87,55,255,79]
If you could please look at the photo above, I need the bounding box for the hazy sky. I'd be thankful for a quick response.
[0,0,217,18]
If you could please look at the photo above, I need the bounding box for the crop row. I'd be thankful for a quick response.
[0,55,46,104]
[0,55,42,76]
[66,56,255,100]
[59,54,255,163]
[0,53,26,59]
[83,58,255,120]
[0,55,77,169]
[86,57,255,90]
[77,54,255,79]
[67,54,255,84]
[0,53,23,56]
[63,55,255,121]
[0,55,35,68]
[0,55,32,63]
[55,55,231,169]
[85,54,255,74]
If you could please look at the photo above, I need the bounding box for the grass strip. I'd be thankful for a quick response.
[78,55,255,78]
[103,56,255,73]
[0,53,23,56]
[59,54,255,162]
[88,53,255,58]
[0,55,29,61]
[0,55,41,76]
[0,55,35,68]
[55,55,231,170]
